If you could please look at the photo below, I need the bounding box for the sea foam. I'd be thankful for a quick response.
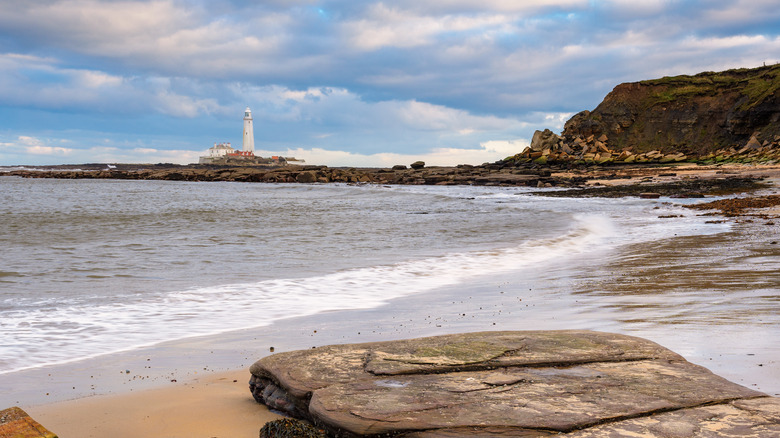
[0,214,612,374]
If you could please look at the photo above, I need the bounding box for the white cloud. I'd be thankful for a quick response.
[681,34,769,50]
[0,1,291,77]
[601,0,668,15]
[271,138,529,167]
[702,0,780,26]
[280,88,325,102]
[233,84,530,145]
[392,0,587,14]
[392,100,511,132]
[341,3,515,51]
[0,53,230,117]
[0,135,201,165]
[11,136,75,156]
[0,0,191,52]
[25,145,75,156]
[75,70,124,88]
[154,91,223,118]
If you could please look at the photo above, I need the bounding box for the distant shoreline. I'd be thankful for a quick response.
[3,161,780,196]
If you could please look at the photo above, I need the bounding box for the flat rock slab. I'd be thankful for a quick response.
[0,407,57,438]
[249,330,776,437]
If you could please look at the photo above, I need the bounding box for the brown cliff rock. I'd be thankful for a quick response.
[562,64,780,156]
[529,129,561,152]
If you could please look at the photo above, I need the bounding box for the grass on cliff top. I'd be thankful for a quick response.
[641,63,780,110]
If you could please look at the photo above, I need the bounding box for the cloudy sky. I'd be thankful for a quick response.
[1,0,778,166]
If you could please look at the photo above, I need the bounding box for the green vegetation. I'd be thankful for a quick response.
[640,64,780,110]
[648,84,712,105]
[413,341,508,363]
[740,68,780,110]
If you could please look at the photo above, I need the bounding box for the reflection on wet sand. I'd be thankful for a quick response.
[564,222,779,395]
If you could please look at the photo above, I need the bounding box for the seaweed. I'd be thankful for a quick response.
[259,418,329,438]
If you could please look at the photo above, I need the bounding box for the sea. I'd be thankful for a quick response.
[1,175,778,405]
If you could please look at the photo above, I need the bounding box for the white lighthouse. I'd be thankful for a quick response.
[242,106,255,154]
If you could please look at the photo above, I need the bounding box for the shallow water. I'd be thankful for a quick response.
[0,176,777,405]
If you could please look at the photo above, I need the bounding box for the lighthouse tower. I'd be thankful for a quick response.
[242,106,255,154]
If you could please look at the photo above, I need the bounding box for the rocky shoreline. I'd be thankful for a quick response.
[3,161,778,197]
[508,128,780,168]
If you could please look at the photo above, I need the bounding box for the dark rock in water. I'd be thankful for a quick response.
[670,192,705,198]
[685,193,780,217]
[639,192,662,198]
[295,171,317,183]
[249,330,774,437]
[473,174,539,186]
[0,406,57,438]
[541,177,766,198]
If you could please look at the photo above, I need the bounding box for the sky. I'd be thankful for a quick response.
[0,1,778,167]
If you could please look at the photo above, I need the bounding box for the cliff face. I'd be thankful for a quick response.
[562,64,780,155]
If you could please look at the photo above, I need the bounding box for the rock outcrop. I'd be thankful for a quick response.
[249,331,778,437]
[6,164,562,188]
[7,164,774,198]
[562,64,780,156]
[503,64,780,166]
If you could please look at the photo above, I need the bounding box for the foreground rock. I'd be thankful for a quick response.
[249,331,778,437]
[0,406,57,438]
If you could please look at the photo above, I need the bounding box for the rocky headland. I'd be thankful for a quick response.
[508,63,780,166]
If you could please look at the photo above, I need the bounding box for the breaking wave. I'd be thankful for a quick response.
[0,214,612,374]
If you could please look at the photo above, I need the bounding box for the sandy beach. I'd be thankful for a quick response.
[25,369,280,438]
